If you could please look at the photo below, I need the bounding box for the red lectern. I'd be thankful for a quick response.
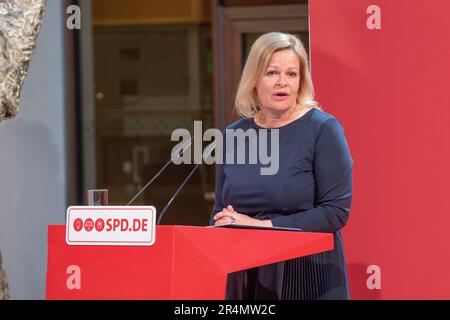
[46,225,333,300]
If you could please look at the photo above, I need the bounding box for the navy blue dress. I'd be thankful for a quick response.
[210,107,353,300]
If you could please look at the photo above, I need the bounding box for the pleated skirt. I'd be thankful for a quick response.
[225,231,350,300]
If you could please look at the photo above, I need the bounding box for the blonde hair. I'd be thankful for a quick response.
[235,32,318,118]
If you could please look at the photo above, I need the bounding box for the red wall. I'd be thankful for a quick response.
[310,0,450,299]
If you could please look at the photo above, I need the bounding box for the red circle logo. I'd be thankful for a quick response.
[84,218,94,232]
[95,218,105,232]
[73,218,83,232]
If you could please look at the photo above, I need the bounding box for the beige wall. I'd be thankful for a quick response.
[0,1,67,299]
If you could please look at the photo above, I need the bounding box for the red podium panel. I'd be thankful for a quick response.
[46,225,333,300]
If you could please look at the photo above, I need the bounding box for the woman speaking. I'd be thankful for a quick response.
[211,32,353,300]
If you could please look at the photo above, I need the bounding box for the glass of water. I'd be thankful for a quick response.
[87,189,108,206]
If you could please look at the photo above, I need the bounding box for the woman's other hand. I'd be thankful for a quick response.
[213,205,273,227]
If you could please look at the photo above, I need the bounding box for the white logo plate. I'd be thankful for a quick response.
[66,206,156,246]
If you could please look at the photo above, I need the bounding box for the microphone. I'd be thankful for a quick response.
[157,163,201,224]
[126,136,193,206]
[156,140,217,225]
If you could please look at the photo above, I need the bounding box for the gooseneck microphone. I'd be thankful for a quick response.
[126,136,193,206]
[126,136,216,225]
[156,141,216,224]
[156,163,201,225]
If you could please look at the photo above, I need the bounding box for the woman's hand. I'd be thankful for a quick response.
[213,205,273,227]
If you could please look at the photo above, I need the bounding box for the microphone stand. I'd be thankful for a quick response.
[126,158,172,206]
[126,137,216,225]
[157,141,216,224]
[126,136,193,206]
[157,163,201,225]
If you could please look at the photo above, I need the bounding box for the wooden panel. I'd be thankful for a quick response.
[92,0,211,26]
[226,3,308,18]
[233,19,309,33]
[225,0,307,6]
